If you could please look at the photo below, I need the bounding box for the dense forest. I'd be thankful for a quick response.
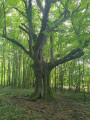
[0,0,90,120]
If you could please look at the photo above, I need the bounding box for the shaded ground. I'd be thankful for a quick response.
[0,87,90,120]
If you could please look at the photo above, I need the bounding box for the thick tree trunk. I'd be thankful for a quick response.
[43,66,53,99]
[30,60,53,100]
[34,64,42,98]
[30,60,43,100]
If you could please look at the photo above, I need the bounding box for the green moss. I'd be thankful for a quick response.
[29,91,42,101]
[29,94,40,101]
[44,90,54,99]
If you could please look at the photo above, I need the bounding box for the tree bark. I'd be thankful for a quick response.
[30,60,43,100]
[30,58,53,100]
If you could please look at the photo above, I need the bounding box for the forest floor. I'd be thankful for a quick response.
[0,87,90,120]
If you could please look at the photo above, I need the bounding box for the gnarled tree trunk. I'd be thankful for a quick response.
[30,57,53,100]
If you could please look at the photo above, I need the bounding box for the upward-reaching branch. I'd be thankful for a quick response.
[23,0,33,34]
[35,0,51,52]
[19,26,29,34]
[27,0,33,30]
[36,0,44,13]
[22,0,34,55]
[14,7,27,18]
[21,23,29,31]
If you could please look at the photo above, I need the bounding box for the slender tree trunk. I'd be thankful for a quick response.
[78,60,81,92]
[76,59,81,92]
[29,61,32,88]
[82,58,84,89]
[1,61,3,86]
[54,67,57,92]
[69,62,72,91]
[12,57,14,87]
[3,47,5,87]
[22,54,25,88]
[14,51,17,87]
[8,56,10,85]
[69,69,71,91]
[2,2,6,87]
[7,56,10,86]
[4,59,5,86]
[11,51,16,87]
[60,65,64,92]
[50,36,54,60]
[18,50,21,88]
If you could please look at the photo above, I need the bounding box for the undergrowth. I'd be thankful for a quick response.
[0,87,90,120]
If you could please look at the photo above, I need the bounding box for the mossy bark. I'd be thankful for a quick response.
[30,61,53,100]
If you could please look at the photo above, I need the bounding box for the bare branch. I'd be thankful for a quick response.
[14,7,27,18]
[2,35,30,56]
[19,26,29,34]
[21,23,29,30]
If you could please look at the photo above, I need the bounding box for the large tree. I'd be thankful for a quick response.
[1,0,90,99]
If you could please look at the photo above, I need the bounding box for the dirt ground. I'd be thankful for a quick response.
[11,94,90,120]
[0,88,90,120]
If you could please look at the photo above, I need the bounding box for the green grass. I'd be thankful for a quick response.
[0,87,90,120]
[57,90,90,101]
[0,87,33,120]
[57,91,90,120]
[0,101,30,120]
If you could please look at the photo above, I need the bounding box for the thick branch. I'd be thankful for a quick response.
[2,35,30,56]
[27,0,33,29]
[36,0,44,13]
[22,0,33,30]
[48,48,84,70]
[35,1,51,51]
